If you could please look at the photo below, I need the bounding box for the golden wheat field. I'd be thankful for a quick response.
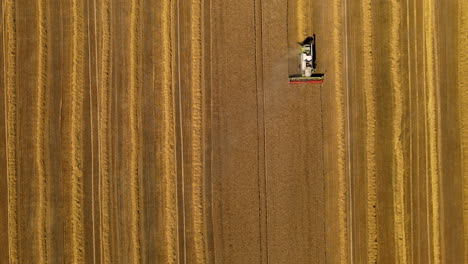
[1,0,467,263]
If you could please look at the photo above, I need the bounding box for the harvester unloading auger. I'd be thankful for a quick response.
[289,34,324,84]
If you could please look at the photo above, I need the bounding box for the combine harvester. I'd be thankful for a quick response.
[289,34,324,84]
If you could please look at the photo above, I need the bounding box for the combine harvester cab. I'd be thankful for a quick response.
[289,34,324,84]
